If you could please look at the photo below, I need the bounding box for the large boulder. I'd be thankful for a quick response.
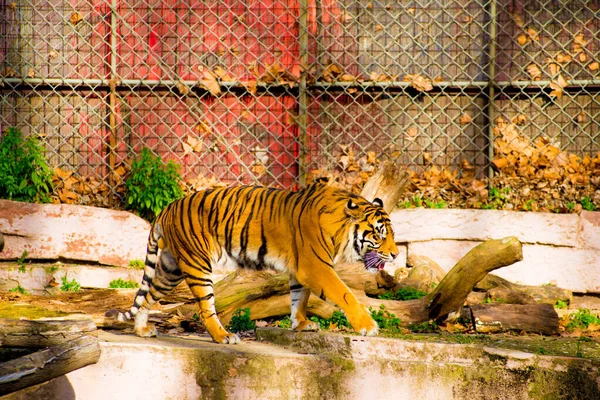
[0,200,150,267]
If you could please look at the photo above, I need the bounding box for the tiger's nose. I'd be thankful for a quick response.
[391,252,398,260]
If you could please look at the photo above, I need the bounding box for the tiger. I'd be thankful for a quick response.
[107,181,399,344]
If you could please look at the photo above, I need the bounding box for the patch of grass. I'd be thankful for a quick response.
[17,250,28,273]
[409,321,439,333]
[369,305,402,333]
[108,278,139,289]
[226,308,256,333]
[60,276,80,292]
[566,308,600,331]
[378,286,427,301]
[424,198,447,209]
[128,259,145,270]
[9,284,28,295]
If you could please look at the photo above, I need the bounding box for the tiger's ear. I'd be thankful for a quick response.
[345,199,362,218]
[372,198,384,208]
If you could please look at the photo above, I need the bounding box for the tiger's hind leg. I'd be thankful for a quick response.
[133,248,184,337]
[289,274,320,332]
[181,260,240,344]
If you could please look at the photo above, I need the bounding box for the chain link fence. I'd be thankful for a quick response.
[1,1,599,206]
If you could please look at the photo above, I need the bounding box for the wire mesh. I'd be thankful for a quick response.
[1,0,599,205]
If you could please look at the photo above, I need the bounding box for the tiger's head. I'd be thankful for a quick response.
[344,197,399,272]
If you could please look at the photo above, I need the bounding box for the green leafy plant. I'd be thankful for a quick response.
[309,310,351,330]
[9,284,28,295]
[554,300,568,309]
[276,315,292,329]
[109,278,139,289]
[125,148,184,221]
[566,308,600,330]
[60,276,81,292]
[17,250,28,273]
[369,305,402,333]
[226,308,256,333]
[482,186,513,210]
[378,287,427,301]
[128,259,145,270]
[0,127,53,203]
[580,197,596,211]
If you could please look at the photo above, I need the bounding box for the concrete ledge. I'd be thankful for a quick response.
[5,329,600,400]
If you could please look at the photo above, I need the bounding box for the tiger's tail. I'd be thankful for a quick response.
[106,222,161,322]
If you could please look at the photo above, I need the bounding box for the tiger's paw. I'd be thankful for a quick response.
[349,312,379,336]
[213,332,241,345]
[293,320,320,332]
[135,324,158,338]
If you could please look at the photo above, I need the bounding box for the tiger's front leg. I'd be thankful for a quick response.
[180,261,240,344]
[295,260,378,336]
[289,274,320,332]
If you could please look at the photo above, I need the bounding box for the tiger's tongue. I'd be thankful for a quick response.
[365,251,386,271]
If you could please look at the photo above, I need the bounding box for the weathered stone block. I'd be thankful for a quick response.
[0,200,150,267]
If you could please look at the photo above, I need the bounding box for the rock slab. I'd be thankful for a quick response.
[0,200,150,267]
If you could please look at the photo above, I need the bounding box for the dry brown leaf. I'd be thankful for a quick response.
[526,63,542,80]
[573,33,585,53]
[195,119,212,135]
[26,67,35,79]
[182,135,203,156]
[555,53,572,64]
[526,27,539,42]
[339,73,355,82]
[242,80,257,95]
[589,62,599,71]
[493,158,509,169]
[549,75,567,98]
[4,67,17,78]
[512,114,527,125]
[579,52,587,63]
[403,74,433,92]
[375,24,383,32]
[548,63,560,76]
[322,64,344,82]
[512,13,525,28]
[48,50,58,60]
[423,152,432,164]
[59,190,78,204]
[339,11,353,24]
[517,34,528,46]
[405,126,418,139]
[69,12,83,25]
[213,66,234,82]
[459,113,472,125]
[251,163,267,175]
[200,70,221,96]
[176,80,190,95]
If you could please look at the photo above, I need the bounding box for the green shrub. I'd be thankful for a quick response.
[125,148,184,221]
[0,127,53,203]
[109,278,139,289]
[17,250,28,273]
[226,308,256,333]
[60,276,80,292]
[409,321,439,333]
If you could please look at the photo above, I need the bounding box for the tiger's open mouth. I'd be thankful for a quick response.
[364,251,386,272]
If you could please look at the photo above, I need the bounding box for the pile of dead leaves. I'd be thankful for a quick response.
[309,118,600,213]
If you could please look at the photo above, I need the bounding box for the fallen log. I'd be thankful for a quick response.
[0,318,97,348]
[463,303,559,335]
[209,237,527,326]
[474,274,572,306]
[0,334,100,396]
